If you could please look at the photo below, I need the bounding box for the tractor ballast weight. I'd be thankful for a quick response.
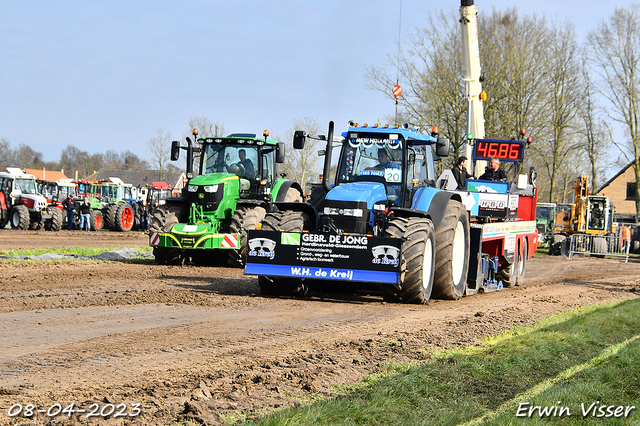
[150,130,303,267]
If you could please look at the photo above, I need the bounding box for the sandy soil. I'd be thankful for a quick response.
[0,229,638,425]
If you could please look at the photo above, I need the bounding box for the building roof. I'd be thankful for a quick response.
[23,168,68,182]
[94,169,185,189]
[597,160,636,194]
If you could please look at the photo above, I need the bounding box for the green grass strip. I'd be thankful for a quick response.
[0,246,151,257]
[244,298,640,426]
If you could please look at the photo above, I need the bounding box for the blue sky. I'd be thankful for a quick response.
[0,0,635,164]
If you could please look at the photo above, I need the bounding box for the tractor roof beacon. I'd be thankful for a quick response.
[244,0,539,303]
[149,129,304,267]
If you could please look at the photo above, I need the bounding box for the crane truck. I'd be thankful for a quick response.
[243,0,538,303]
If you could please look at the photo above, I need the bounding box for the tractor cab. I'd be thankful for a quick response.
[197,133,284,201]
[586,196,613,234]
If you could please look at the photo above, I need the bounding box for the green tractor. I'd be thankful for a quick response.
[535,202,556,247]
[98,179,136,232]
[150,129,303,266]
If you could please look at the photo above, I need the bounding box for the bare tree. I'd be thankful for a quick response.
[367,8,466,163]
[579,55,610,193]
[0,138,13,170]
[146,128,172,181]
[366,7,552,173]
[588,3,640,214]
[529,22,582,202]
[187,116,226,138]
[279,117,324,190]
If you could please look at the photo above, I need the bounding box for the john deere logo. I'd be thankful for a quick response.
[198,193,204,199]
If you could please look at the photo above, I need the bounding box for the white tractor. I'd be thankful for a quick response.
[0,167,63,231]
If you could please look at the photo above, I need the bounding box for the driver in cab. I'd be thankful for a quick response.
[377,149,399,169]
[226,149,255,178]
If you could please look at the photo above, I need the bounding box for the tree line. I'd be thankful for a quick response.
[366,4,640,214]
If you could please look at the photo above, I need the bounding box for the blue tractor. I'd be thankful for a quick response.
[245,121,475,303]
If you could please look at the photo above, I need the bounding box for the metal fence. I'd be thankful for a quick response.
[568,233,631,263]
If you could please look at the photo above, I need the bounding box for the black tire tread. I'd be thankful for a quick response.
[229,206,266,267]
[432,201,470,300]
[379,217,435,304]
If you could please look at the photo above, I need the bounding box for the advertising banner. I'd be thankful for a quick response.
[244,230,402,284]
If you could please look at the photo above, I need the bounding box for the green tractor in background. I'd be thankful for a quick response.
[98,179,136,232]
[536,202,556,247]
[150,129,303,266]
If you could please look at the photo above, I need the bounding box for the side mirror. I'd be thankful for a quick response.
[293,130,306,149]
[171,141,180,161]
[276,142,286,163]
[435,137,450,158]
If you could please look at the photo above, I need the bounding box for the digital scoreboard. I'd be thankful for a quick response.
[472,139,525,163]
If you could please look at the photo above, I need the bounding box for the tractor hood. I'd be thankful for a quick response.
[326,182,387,210]
[188,173,239,186]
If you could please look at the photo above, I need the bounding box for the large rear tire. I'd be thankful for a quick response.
[10,205,30,230]
[379,217,436,304]
[228,206,266,267]
[114,203,134,232]
[431,201,470,300]
[103,204,118,230]
[150,204,188,265]
[257,211,307,297]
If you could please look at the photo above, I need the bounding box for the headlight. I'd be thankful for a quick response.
[188,185,198,192]
[203,185,218,193]
[323,207,363,217]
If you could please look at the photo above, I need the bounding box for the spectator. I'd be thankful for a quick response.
[140,200,149,232]
[78,197,91,231]
[479,158,507,181]
[62,195,76,231]
[452,155,473,190]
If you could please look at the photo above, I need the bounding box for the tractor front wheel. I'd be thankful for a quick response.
[10,205,30,230]
[150,204,188,266]
[90,209,103,231]
[379,217,436,304]
[257,211,307,297]
[229,206,266,267]
[45,208,63,231]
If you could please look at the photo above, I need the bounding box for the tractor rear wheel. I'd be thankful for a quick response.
[90,209,103,231]
[10,205,30,230]
[229,206,266,267]
[150,204,188,266]
[257,211,307,297]
[431,200,470,300]
[45,208,63,231]
[379,217,436,304]
[114,203,134,232]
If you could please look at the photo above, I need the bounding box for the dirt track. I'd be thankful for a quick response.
[0,229,639,425]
